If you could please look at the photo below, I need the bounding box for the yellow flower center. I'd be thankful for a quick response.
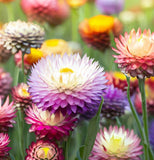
[88,15,114,33]
[37,146,57,159]
[40,111,65,126]
[66,0,87,7]
[21,88,29,97]
[128,34,152,57]
[107,135,127,154]
[25,48,43,65]
[113,72,136,82]
[60,67,74,73]
[113,72,126,81]
[41,147,50,158]
[45,39,60,47]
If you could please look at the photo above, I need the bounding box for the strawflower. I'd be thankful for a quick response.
[21,0,70,27]
[26,140,64,160]
[40,39,72,57]
[113,28,154,78]
[89,126,143,160]
[12,83,32,109]
[25,104,77,140]
[95,0,125,15]
[0,68,12,99]
[79,15,114,51]
[66,0,87,8]
[105,71,138,95]
[0,97,16,132]
[0,20,45,54]
[28,53,107,117]
[102,85,128,119]
[0,133,11,158]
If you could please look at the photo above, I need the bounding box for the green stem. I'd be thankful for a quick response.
[138,78,150,160]
[126,76,147,159]
[138,78,149,141]
[17,109,25,159]
[13,66,20,86]
[65,132,72,160]
[71,8,79,41]
[115,117,121,127]
[22,53,26,83]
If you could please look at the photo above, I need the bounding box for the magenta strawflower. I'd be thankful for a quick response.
[0,133,11,158]
[12,83,32,109]
[25,104,77,140]
[113,28,154,78]
[89,126,143,160]
[28,53,107,117]
[0,97,16,132]
[26,140,64,160]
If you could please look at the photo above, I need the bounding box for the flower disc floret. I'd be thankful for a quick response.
[89,126,143,160]
[113,28,154,78]
[28,53,107,116]
[26,140,64,160]
[25,104,77,140]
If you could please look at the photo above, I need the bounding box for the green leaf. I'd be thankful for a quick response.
[82,97,104,160]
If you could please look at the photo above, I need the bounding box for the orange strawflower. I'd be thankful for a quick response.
[79,15,114,52]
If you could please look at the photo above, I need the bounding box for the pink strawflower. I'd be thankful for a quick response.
[113,28,154,78]
[0,133,11,158]
[26,140,64,160]
[0,97,16,132]
[21,0,70,27]
[12,83,32,109]
[89,126,143,160]
[25,104,77,140]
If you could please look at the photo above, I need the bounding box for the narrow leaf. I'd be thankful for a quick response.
[82,97,104,160]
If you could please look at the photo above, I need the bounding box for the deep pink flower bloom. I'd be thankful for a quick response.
[0,97,16,132]
[25,104,77,140]
[0,133,11,158]
[26,140,64,160]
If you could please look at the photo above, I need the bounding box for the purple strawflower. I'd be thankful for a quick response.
[149,120,154,150]
[102,85,128,119]
[95,0,125,15]
[28,53,107,117]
